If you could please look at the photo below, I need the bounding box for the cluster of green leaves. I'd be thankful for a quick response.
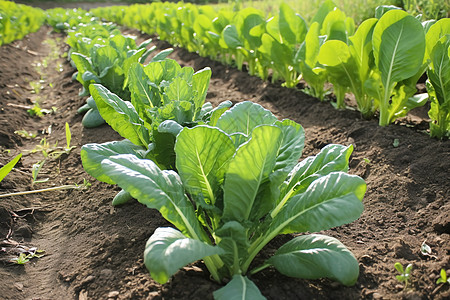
[85,58,212,170]
[45,7,94,33]
[92,1,449,137]
[81,96,366,298]
[0,0,45,46]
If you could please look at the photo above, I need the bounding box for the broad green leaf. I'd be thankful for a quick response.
[239,8,265,49]
[284,144,353,196]
[279,3,307,46]
[192,67,212,119]
[310,0,336,27]
[150,47,174,62]
[0,153,22,183]
[164,77,191,103]
[321,8,354,42]
[158,120,183,137]
[348,18,378,80]
[223,125,283,222]
[216,101,277,136]
[128,62,157,123]
[90,84,150,146]
[175,126,235,204]
[101,154,206,239]
[144,227,224,284]
[221,25,242,49]
[267,234,359,286]
[372,10,425,89]
[271,172,365,234]
[318,40,351,67]
[425,18,450,58]
[213,274,265,300]
[374,5,401,19]
[80,140,147,185]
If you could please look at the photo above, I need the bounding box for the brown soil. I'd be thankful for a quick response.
[0,24,449,300]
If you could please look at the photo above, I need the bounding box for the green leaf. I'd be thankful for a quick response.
[175,126,235,205]
[216,101,277,136]
[164,77,191,103]
[223,125,283,222]
[158,120,183,137]
[373,10,425,88]
[310,0,336,28]
[101,154,206,239]
[372,10,426,125]
[282,144,353,199]
[192,67,212,119]
[128,62,158,124]
[0,153,22,183]
[89,84,150,146]
[267,234,359,286]
[279,3,307,46]
[80,140,147,185]
[221,25,242,49]
[213,274,266,300]
[150,47,174,63]
[144,227,224,284]
[374,5,401,19]
[425,18,450,59]
[271,172,365,234]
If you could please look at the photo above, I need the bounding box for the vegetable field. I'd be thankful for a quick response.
[0,1,449,299]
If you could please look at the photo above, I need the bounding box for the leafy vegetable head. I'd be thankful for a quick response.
[82,100,366,299]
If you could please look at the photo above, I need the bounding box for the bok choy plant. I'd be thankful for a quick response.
[318,18,378,115]
[81,101,366,299]
[425,18,450,138]
[369,9,428,126]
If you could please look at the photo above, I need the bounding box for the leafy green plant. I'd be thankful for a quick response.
[318,17,378,115]
[81,101,366,299]
[0,0,45,46]
[425,18,450,138]
[369,9,428,126]
[86,59,212,170]
[395,262,413,290]
[0,153,22,183]
[436,269,450,285]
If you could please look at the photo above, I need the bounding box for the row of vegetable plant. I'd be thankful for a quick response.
[42,5,369,298]
[0,0,45,46]
[45,7,174,129]
[91,1,450,138]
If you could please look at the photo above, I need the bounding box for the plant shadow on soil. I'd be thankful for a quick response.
[0,17,449,300]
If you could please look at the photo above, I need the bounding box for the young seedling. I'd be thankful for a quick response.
[14,130,37,139]
[31,160,49,185]
[436,269,450,285]
[13,249,45,265]
[395,262,413,290]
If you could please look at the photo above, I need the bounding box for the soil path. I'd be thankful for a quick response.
[0,25,449,300]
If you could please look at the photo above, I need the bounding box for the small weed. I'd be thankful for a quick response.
[393,139,400,148]
[13,249,45,265]
[14,130,37,139]
[363,158,371,164]
[437,269,450,285]
[395,262,413,290]
[32,160,49,185]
